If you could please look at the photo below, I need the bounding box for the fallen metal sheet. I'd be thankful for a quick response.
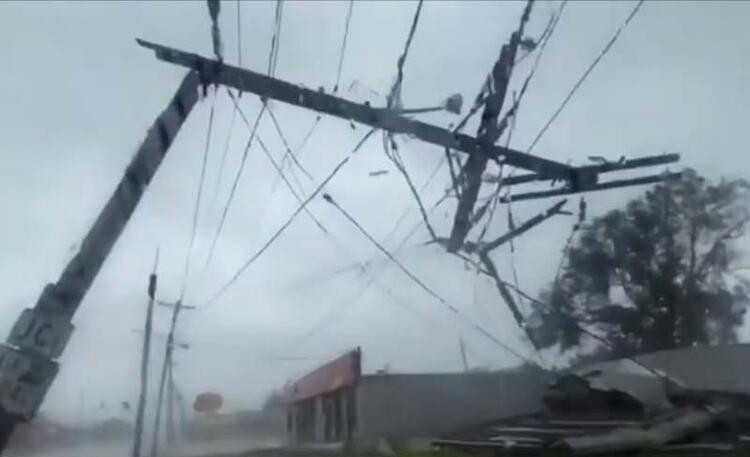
[433,407,744,456]
[559,405,727,455]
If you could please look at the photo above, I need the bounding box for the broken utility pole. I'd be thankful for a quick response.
[136,39,573,178]
[447,0,533,253]
[136,38,680,245]
[135,31,682,356]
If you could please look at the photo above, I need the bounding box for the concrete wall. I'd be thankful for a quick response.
[353,369,552,442]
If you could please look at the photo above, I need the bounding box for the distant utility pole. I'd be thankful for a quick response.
[157,300,192,447]
[150,299,194,457]
[458,337,469,373]
[166,362,176,446]
[132,250,159,457]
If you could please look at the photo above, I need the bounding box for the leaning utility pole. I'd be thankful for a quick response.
[166,362,175,446]
[132,250,160,457]
[0,71,202,453]
[165,361,183,447]
[458,337,469,372]
[447,0,531,252]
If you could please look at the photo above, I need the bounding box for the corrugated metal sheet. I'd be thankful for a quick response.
[284,349,361,403]
[434,411,747,455]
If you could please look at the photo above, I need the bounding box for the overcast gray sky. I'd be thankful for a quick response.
[1,0,749,424]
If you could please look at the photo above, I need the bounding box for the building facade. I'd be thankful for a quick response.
[283,348,551,446]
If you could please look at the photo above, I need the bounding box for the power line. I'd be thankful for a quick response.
[323,193,537,365]
[387,0,424,110]
[209,91,237,215]
[266,102,314,185]
[274,0,355,182]
[379,153,445,248]
[236,0,242,66]
[381,0,432,239]
[333,0,354,93]
[502,0,568,138]
[206,0,288,268]
[472,255,674,378]
[180,85,216,300]
[207,0,223,62]
[203,98,267,272]
[295,115,321,162]
[384,138,437,241]
[200,128,376,311]
[227,91,330,236]
[267,0,284,77]
[527,0,644,153]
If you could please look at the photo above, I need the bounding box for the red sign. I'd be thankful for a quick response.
[284,348,361,403]
[194,392,223,412]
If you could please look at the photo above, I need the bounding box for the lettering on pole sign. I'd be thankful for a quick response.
[8,309,74,359]
[0,345,58,419]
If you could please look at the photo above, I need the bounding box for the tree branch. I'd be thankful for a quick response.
[695,216,749,279]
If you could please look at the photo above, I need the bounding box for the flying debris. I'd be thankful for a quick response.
[443,93,464,115]
[368,169,389,177]
[588,155,626,165]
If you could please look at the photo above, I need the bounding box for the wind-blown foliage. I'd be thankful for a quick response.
[530,169,750,360]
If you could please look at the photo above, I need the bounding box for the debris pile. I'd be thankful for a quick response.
[434,349,750,456]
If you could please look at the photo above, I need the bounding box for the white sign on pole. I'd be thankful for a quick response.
[0,345,58,419]
[8,309,73,359]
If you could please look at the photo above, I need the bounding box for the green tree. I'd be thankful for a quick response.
[529,169,750,361]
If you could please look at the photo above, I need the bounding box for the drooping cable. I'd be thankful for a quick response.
[199,128,376,310]
[180,92,216,299]
[334,0,355,93]
[227,91,329,235]
[266,102,315,185]
[386,0,424,110]
[527,0,644,153]
[203,100,267,271]
[323,193,538,365]
[381,0,433,240]
[236,0,242,66]
[275,0,355,180]
[204,0,289,271]
[209,91,237,215]
[267,0,284,77]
